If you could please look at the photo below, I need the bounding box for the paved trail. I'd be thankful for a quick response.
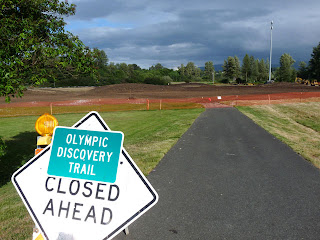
[115,108,320,240]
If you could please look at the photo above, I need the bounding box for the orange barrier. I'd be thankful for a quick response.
[0,92,319,109]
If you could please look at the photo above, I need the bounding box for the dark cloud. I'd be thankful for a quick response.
[71,0,146,20]
[66,0,320,68]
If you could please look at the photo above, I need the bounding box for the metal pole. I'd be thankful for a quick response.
[268,21,273,82]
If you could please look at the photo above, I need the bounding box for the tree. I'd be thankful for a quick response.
[195,66,201,79]
[248,56,255,81]
[178,64,186,82]
[118,63,128,74]
[241,54,251,82]
[93,48,108,68]
[168,70,180,82]
[309,42,320,81]
[258,59,268,82]
[251,59,259,82]
[185,62,196,78]
[266,58,270,79]
[234,56,241,79]
[204,61,215,81]
[149,63,164,70]
[223,56,237,82]
[0,0,97,102]
[185,62,201,81]
[297,61,309,79]
[129,64,141,71]
[279,53,295,82]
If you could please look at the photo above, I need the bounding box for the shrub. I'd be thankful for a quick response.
[194,77,203,82]
[236,78,244,84]
[161,76,173,84]
[221,78,230,84]
[144,76,168,85]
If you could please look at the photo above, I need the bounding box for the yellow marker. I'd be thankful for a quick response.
[35,113,58,137]
[37,136,52,146]
[35,233,44,240]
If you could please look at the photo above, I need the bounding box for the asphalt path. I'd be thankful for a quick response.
[115,108,320,240]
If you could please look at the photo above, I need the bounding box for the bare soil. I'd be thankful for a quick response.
[2,83,320,104]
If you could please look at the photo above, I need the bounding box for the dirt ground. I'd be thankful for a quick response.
[2,82,320,104]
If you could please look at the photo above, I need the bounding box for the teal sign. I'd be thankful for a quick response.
[48,127,124,183]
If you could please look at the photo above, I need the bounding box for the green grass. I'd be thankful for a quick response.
[0,182,34,240]
[0,108,204,240]
[237,102,320,167]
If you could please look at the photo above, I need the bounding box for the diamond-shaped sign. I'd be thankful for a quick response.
[12,111,158,240]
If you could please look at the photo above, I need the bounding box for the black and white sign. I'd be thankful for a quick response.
[12,111,158,240]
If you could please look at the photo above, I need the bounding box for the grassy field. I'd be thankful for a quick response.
[0,108,204,240]
[1,102,319,239]
[237,102,320,168]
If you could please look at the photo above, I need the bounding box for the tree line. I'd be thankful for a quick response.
[45,44,320,87]
[39,54,218,87]
[46,51,304,87]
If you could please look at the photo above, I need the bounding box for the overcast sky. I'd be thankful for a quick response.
[65,0,320,69]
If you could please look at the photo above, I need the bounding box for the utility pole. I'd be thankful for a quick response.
[268,20,273,82]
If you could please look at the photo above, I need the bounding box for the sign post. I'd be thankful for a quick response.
[12,111,158,240]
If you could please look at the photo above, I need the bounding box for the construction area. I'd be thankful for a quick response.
[0,82,319,117]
